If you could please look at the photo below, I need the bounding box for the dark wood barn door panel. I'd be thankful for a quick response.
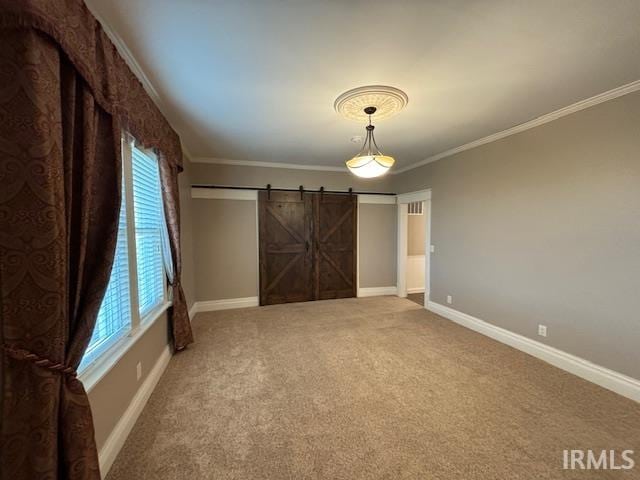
[259,191,313,305]
[313,194,357,300]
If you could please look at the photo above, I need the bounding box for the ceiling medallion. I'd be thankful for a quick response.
[334,85,408,122]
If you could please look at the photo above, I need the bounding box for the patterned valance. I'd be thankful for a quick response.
[0,0,183,170]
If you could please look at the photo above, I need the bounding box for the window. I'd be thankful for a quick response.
[80,137,169,371]
[82,180,132,366]
[132,147,166,317]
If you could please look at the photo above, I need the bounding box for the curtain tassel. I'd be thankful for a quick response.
[3,345,78,377]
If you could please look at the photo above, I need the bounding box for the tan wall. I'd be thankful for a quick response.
[358,204,397,288]
[189,164,397,300]
[407,213,426,256]
[193,199,258,301]
[192,197,398,299]
[88,314,169,449]
[191,162,394,192]
[179,156,197,310]
[89,153,197,451]
[393,90,640,380]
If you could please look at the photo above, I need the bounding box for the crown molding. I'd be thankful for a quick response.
[87,6,159,103]
[395,79,640,174]
[82,7,640,178]
[193,78,640,175]
[85,4,188,144]
[191,157,349,173]
[92,6,197,165]
[181,142,194,162]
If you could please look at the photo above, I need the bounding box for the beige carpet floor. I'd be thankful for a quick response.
[406,293,424,307]
[107,297,640,480]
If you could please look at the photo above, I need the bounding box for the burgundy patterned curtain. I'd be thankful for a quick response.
[1,0,194,478]
[159,160,194,349]
[0,29,119,479]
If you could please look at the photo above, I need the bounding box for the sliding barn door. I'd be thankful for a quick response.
[314,194,357,300]
[259,191,313,305]
[259,191,357,305]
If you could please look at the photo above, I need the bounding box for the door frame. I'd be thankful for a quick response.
[396,189,432,308]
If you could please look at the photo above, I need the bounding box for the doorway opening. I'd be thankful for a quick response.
[406,201,426,306]
[396,190,431,308]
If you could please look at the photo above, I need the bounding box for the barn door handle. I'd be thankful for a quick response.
[305,240,310,252]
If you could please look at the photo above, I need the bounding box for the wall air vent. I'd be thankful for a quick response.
[408,201,423,215]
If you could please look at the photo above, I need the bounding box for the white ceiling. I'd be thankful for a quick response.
[86,0,640,171]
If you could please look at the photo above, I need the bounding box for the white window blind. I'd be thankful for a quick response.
[80,179,131,369]
[132,146,165,318]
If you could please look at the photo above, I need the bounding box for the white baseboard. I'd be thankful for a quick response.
[358,286,398,297]
[407,287,425,294]
[427,301,640,403]
[98,344,172,476]
[188,302,198,320]
[194,296,259,313]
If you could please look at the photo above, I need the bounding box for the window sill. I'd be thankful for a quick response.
[80,301,172,393]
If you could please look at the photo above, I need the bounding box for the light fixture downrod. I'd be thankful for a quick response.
[345,106,395,178]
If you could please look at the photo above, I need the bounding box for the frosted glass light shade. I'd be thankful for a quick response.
[346,155,395,178]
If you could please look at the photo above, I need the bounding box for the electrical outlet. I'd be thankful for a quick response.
[538,325,547,337]
[430,245,435,253]
[446,295,452,305]
[136,362,142,381]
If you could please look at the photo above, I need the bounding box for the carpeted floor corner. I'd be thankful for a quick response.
[106,296,640,479]
[406,292,424,306]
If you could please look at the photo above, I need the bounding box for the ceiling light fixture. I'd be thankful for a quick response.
[335,85,407,178]
[345,106,395,178]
